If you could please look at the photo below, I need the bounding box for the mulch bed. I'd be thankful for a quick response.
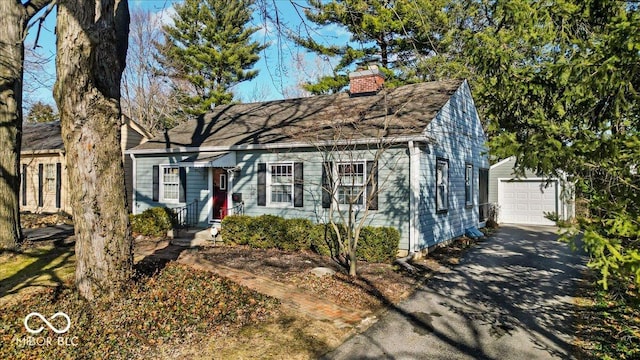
[194,235,484,313]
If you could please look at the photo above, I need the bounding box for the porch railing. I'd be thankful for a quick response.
[172,199,199,230]
[220,202,244,218]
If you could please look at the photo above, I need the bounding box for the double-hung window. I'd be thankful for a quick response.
[436,158,449,212]
[268,163,293,205]
[258,162,303,207]
[465,163,473,208]
[162,166,180,202]
[337,162,365,205]
[45,164,56,192]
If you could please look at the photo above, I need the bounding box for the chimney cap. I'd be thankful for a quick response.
[348,66,385,79]
[356,55,381,67]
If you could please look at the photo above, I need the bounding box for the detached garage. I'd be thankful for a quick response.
[489,157,574,226]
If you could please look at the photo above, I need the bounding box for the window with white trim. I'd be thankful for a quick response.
[465,163,473,207]
[162,166,180,202]
[268,163,293,205]
[337,162,365,205]
[436,158,449,212]
[44,164,56,192]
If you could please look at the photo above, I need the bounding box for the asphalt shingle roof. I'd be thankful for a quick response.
[21,121,64,152]
[133,79,463,151]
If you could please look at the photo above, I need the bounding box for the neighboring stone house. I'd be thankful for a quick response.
[127,66,490,256]
[20,116,152,214]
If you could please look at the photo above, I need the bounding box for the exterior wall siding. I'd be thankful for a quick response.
[488,157,539,204]
[134,147,412,250]
[133,153,212,227]
[20,153,70,214]
[233,147,412,250]
[122,123,149,213]
[417,81,490,249]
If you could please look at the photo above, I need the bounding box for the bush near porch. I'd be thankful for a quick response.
[220,215,399,263]
[129,207,177,237]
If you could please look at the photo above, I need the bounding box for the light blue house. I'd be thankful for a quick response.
[126,68,490,256]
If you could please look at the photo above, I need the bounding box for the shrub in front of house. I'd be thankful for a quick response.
[311,223,399,263]
[129,207,176,237]
[222,215,399,263]
[281,218,314,251]
[223,215,308,250]
[248,215,287,249]
[219,215,252,245]
[357,226,401,263]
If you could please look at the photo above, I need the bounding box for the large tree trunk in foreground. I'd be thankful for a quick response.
[54,0,132,300]
[0,0,53,249]
[0,1,26,249]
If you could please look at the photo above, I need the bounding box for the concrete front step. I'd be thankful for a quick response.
[170,228,213,241]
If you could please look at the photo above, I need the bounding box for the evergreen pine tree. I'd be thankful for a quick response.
[294,0,453,94]
[155,0,266,116]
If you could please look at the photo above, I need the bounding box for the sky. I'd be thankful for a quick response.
[23,0,352,111]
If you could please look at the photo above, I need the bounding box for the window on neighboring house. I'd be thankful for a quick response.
[465,163,473,208]
[162,166,180,202]
[436,158,449,212]
[45,164,56,192]
[268,163,293,205]
[337,162,365,205]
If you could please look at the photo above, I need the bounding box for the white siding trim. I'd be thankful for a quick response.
[130,153,138,215]
[125,135,430,155]
[207,168,214,223]
[226,169,234,217]
[408,141,420,253]
[490,156,516,170]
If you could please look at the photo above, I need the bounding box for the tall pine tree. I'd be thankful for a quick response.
[294,0,454,94]
[155,0,266,116]
[468,0,640,290]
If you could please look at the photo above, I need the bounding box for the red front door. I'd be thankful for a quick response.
[212,168,228,220]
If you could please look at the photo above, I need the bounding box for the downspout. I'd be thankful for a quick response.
[129,153,137,215]
[408,141,420,254]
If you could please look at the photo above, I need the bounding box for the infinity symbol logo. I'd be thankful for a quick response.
[24,312,71,334]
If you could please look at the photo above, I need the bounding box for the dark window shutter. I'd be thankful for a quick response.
[38,163,44,207]
[366,160,378,210]
[257,163,266,206]
[152,165,159,202]
[21,164,27,206]
[179,167,187,203]
[321,162,332,209]
[55,163,62,208]
[294,162,304,207]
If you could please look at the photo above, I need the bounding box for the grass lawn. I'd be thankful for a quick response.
[0,244,75,307]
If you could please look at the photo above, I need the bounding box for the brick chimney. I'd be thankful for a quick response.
[349,63,385,96]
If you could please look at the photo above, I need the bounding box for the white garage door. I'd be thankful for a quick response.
[498,180,558,225]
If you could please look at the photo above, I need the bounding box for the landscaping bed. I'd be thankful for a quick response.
[20,212,73,229]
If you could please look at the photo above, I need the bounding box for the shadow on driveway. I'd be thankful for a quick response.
[325,225,588,360]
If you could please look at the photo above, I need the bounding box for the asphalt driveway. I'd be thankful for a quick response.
[325,225,587,360]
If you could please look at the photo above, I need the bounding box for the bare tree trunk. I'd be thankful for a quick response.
[0,1,27,249]
[54,0,132,300]
[0,0,53,250]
